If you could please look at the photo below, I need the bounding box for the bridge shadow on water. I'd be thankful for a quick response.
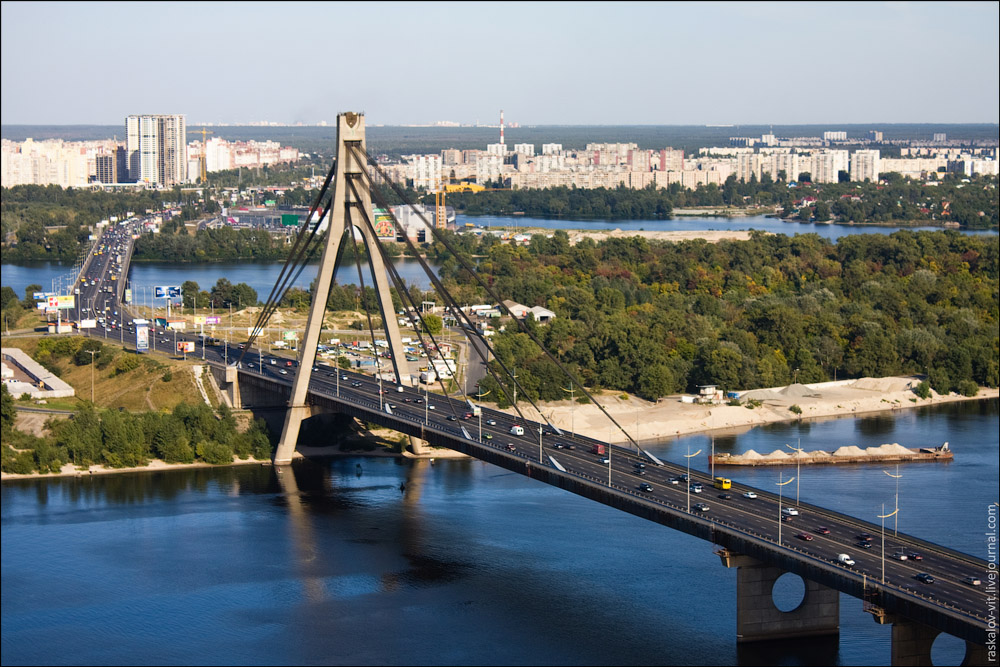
[736,635,840,666]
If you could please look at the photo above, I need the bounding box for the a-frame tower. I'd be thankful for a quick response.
[274,112,410,465]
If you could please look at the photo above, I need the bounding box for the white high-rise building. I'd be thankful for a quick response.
[851,150,881,182]
[125,114,187,186]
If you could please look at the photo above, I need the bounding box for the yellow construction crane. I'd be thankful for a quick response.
[196,126,214,184]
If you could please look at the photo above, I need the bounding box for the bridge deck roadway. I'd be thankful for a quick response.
[234,365,990,646]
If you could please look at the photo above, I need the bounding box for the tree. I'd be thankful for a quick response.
[0,384,15,435]
[421,314,443,335]
[814,201,831,222]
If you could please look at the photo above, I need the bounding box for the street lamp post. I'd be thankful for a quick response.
[560,382,575,436]
[87,349,97,402]
[884,465,902,537]
[776,473,795,544]
[685,446,702,513]
[786,439,804,506]
[878,504,898,584]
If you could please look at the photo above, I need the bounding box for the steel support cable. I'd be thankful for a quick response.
[346,177,477,419]
[351,155,537,423]
[355,158,534,421]
[236,161,337,365]
[248,159,335,338]
[358,147,639,450]
[236,196,333,367]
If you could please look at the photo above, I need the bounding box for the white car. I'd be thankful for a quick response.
[743,491,757,499]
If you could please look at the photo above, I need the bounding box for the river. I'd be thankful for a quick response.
[2,399,995,666]
[3,215,996,300]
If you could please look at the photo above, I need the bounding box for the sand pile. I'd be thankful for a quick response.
[852,377,906,392]
[780,383,819,398]
[742,450,763,460]
[833,445,867,457]
[740,388,784,401]
[875,443,913,455]
[762,450,790,460]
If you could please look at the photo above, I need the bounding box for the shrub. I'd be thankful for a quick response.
[789,404,802,415]
[914,381,931,400]
[196,440,234,465]
[958,380,980,397]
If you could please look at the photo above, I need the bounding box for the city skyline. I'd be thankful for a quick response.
[2,2,998,127]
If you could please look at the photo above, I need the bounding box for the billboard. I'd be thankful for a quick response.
[176,341,195,353]
[124,289,132,304]
[204,316,220,324]
[135,320,150,352]
[283,331,298,340]
[46,295,75,309]
[373,208,396,239]
[79,319,97,329]
[281,213,299,227]
[154,286,181,298]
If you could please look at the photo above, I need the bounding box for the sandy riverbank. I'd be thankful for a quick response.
[517,227,760,246]
[503,376,998,446]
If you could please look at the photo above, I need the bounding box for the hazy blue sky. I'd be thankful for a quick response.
[2,1,998,126]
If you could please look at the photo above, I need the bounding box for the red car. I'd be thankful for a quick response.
[816,527,831,535]
[796,533,814,541]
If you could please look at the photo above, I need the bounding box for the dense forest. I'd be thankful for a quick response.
[426,230,999,404]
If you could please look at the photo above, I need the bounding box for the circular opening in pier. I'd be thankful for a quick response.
[771,572,805,612]
[930,632,964,666]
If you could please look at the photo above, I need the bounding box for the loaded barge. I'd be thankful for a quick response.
[710,442,952,467]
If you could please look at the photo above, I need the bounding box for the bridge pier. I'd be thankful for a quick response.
[718,550,839,643]
[225,366,241,409]
[275,405,317,464]
[870,613,991,666]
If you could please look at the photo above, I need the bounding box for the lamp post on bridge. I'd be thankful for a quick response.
[560,382,575,436]
[685,446,702,513]
[884,465,902,537]
[776,473,794,545]
[879,504,898,585]
[476,387,489,443]
[786,438,804,507]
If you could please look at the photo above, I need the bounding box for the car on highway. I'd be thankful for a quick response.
[669,477,681,485]
[551,443,565,449]
[506,444,516,452]
[717,493,732,500]
[447,415,458,421]
[693,503,710,512]
[838,553,855,566]
[781,507,799,517]
[816,527,831,535]
[856,541,872,548]
[351,382,362,387]
[482,433,492,440]
[914,573,935,584]
[599,457,610,464]
[279,369,288,375]
[962,576,982,586]
[689,483,703,493]
[908,552,923,561]
[634,462,645,470]
[743,491,757,499]
[891,551,908,561]
[857,533,874,542]
[486,419,496,426]
[796,533,813,541]
[639,483,653,493]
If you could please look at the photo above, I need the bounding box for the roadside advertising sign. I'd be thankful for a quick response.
[79,319,97,329]
[154,286,181,298]
[194,316,205,325]
[204,316,221,324]
[177,341,195,353]
[283,331,298,341]
[136,321,150,352]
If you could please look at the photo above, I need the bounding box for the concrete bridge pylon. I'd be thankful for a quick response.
[274,112,413,464]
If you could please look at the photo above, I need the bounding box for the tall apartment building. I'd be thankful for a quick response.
[823,131,847,142]
[94,154,117,184]
[851,150,880,182]
[125,114,187,187]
